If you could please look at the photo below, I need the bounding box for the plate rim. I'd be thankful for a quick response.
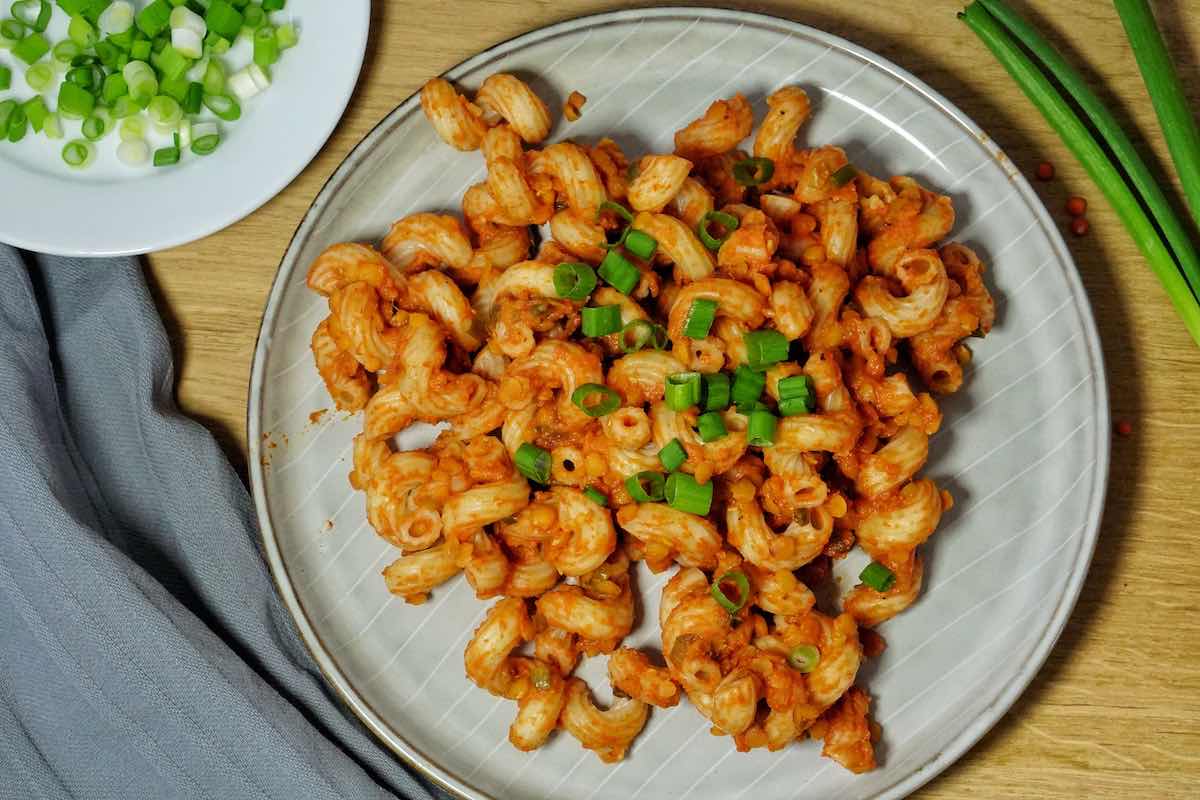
[0,1,371,257]
[246,7,1111,799]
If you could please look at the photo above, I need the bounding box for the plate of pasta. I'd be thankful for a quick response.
[248,7,1108,800]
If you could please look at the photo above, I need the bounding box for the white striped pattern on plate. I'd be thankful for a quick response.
[247,8,1109,800]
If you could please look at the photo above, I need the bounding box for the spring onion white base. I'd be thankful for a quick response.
[117,139,150,166]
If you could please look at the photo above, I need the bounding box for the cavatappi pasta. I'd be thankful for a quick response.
[305,72,995,774]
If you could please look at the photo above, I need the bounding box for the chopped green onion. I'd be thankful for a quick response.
[710,570,748,613]
[242,4,264,29]
[731,365,765,411]
[13,30,49,63]
[598,249,640,295]
[151,43,191,80]
[41,110,61,138]
[732,156,774,186]
[67,14,95,46]
[581,304,622,337]
[777,375,815,415]
[81,111,111,141]
[203,31,230,55]
[275,21,298,49]
[664,372,702,411]
[703,372,730,412]
[202,58,224,94]
[123,59,158,102]
[262,0,287,10]
[181,80,203,114]
[66,64,96,89]
[109,28,136,52]
[0,65,8,90]
[119,113,146,141]
[658,438,687,472]
[696,410,727,443]
[129,37,150,60]
[101,72,129,103]
[859,561,896,592]
[747,409,777,447]
[570,383,621,417]
[624,471,665,503]
[0,100,15,132]
[110,96,140,118]
[56,80,95,118]
[228,62,269,100]
[787,644,820,673]
[683,298,717,339]
[0,18,25,46]
[583,486,607,506]
[553,262,597,300]
[961,2,1200,346]
[148,94,182,127]
[623,229,657,260]
[253,24,278,68]
[696,210,739,251]
[596,199,634,225]
[514,442,551,484]
[52,39,82,63]
[152,144,180,166]
[617,319,655,352]
[204,0,242,38]
[98,0,134,35]
[973,0,1200,322]
[22,96,47,132]
[651,324,669,350]
[744,330,790,370]
[136,0,172,36]
[6,102,27,142]
[830,164,857,187]
[202,92,240,121]
[24,61,53,90]
[61,138,94,168]
[666,472,714,516]
[116,137,149,165]
[12,1,51,32]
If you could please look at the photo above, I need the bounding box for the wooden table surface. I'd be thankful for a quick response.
[145,1,1200,796]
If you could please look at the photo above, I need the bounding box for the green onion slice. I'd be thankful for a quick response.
[570,383,621,417]
[24,62,53,91]
[0,66,8,91]
[697,210,740,251]
[61,139,94,168]
[52,39,82,63]
[623,229,658,260]
[710,570,749,613]
[153,145,180,167]
[788,644,821,673]
[859,561,896,592]
[683,298,718,339]
[651,324,670,350]
[744,330,790,370]
[731,365,766,412]
[596,199,634,224]
[696,411,727,443]
[732,156,774,186]
[702,372,730,412]
[664,372,702,411]
[598,249,640,295]
[625,471,665,503]
[12,30,49,64]
[6,103,27,142]
[581,304,622,337]
[830,164,857,187]
[553,262,597,300]
[777,375,815,415]
[583,486,608,506]
[618,319,655,353]
[202,92,241,121]
[658,438,688,472]
[515,442,551,485]
[190,122,220,156]
[747,409,777,447]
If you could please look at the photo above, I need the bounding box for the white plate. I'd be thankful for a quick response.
[248,8,1110,799]
[0,1,369,256]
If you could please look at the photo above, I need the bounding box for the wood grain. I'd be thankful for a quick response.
[144,1,1200,796]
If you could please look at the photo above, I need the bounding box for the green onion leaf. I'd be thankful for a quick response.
[275,21,298,50]
[744,330,790,370]
[650,323,669,350]
[747,409,777,447]
[664,372,702,411]
[830,164,857,187]
[13,30,49,63]
[0,65,8,90]
[618,319,655,353]
[777,375,815,416]
[696,410,727,442]
[570,383,621,417]
[52,39,82,63]
[787,644,820,673]
[710,570,748,612]
[596,199,634,225]
[0,100,15,131]
[24,61,53,90]
[101,72,129,103]
[242,4,264,29]
[136,0,172,37]
[202,92,240,121]
[189,121,220,156]
[61,138,94,168]
[6,102,27,142]
[152,144,180,166]
[581,304,622,337]
[262,0,287,11]
[598,249,640,295]
[582,486,608,506]
[859,561,896,592]
[514,442,551,485]
[682,298,717,339]
[702,372,730,411]
[182,80,203,114]
[57,80,96,118]
[623,229,658,260]
[253,24,278,68]
[696,210,740,251]
[732,156,774,186]
[658,438,688,472]
[624,471,665,503]
[731,365,765,412]
[553,261,597,300]
[22,96,47,132]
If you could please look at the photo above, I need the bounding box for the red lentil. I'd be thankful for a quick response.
[1114,418,1133,437]
[1070,217,1090,237]
[1035,161,1055,181]
[1066,196,1087,217]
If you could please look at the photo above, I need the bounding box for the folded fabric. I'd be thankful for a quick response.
[0,246,451,800]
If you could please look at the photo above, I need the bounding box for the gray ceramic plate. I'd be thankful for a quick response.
[248,8,1109,799]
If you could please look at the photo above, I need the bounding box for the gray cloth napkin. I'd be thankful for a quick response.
[0,247,451,800]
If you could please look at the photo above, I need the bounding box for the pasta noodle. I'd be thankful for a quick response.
[304,69,994,772]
